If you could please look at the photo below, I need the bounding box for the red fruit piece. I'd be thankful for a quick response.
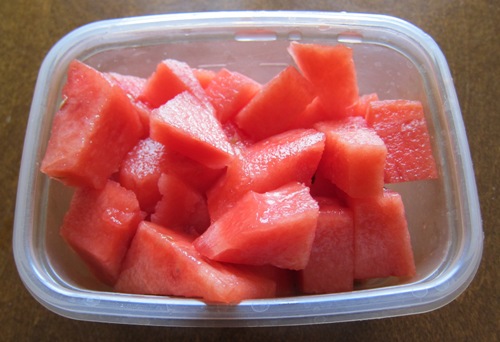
[60,180,143,286]
[151,173,210,236]
[349,189,416,279]
[118,138,168,213]
[207,128,325,220]
[300,196,354,294]
[41,60,143,189]
[205,68,261,123]
[115,221,276,304]
[366,99,438,183]
[192,68,217,88]
[105,72,151,137]
[150,91,235,169]
[314,116,387,198]
[288,42,359,119]
[138,59,207,108]
[195,182,319,270]
[235,66,315,141]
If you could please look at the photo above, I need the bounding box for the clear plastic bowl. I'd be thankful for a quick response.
[13,11,483,327]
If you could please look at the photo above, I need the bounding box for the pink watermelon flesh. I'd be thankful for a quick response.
[205,68,261,123]
[314,116,387,198]
[207,128,325,220]
[288,42,359,119]
[41,60,143,189]
[195,182,319,270]
[192,67,217,88]
[346,93,379,118]
[149,91,235,169]
[138,59,207,108]
[300,196,354,294]
[105,72,151,137]
[59,180,143,286]
[366,100,438,183]
[114,221,276,304]
[162,147,225,193]
[349,189,416,279]
[235,65,315,141]
[117,137,168,213]
[151,173,210,236]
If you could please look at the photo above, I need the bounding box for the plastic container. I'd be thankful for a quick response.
[13,11,483,327]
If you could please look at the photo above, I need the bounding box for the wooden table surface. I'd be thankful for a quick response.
[1,1,498,341]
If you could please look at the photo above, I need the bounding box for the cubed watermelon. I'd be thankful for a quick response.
[60,180,143,286]
[195,182,319,270]
[349,189,416,279]
[366,99,438,183]
[115,221,276,303]
[300,196,354,294]
[41,60,143,189]
[151,173,210,236]
[205,68,261,123]
[138,59,207,108]
[192,67,217,88]
[105,71,151,137]
[118,138,168,213]
[288,42,359,119]
[346,93,379,118]
[314,116,387,198]
[235,65,315,140]
[150,91,235,169]
[207,128,325,220]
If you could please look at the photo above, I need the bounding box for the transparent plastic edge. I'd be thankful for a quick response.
[13,11,483,327]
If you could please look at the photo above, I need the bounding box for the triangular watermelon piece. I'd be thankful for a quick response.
[115,221,276,303]
[41,60,143,189]
[314,116,387,198]
[150,91,235,169]
[288,42,359,119]
[60,180,143,286]
[366,99,438,183]
[207,128,325,220]
[138,59,207,108]
[192,67,217,88]
[118,137,169,213]
[151,173,210,236]
[234,65,315,141]
[300,196,354,294]
[195,182,319,270]
[205,68,261,123]
[348,189,416,279]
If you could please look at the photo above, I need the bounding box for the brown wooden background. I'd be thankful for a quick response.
[1,1,498,341]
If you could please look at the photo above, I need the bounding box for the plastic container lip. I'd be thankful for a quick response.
[13,11,483,327]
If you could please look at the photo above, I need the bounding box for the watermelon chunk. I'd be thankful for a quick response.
[314,117,387,198]
[366,100,438,183]
[205,68,261,123]
[235,65,315,141]
[192,68,217,88]
[60,180,143,286]
[288,42,359,119]
[207,128,325,220]
[300,196,354,294]
[150,91,235,169]
[105,72,151,137]
[346,93,379,118]
[115,221,276,303]
[349,189,416,279]
[117,138,168,213]
[195,182,319,270]
[138,59,207,108]
[41,60,143,189]
[162,148,225,193]
[151,173,210,236]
